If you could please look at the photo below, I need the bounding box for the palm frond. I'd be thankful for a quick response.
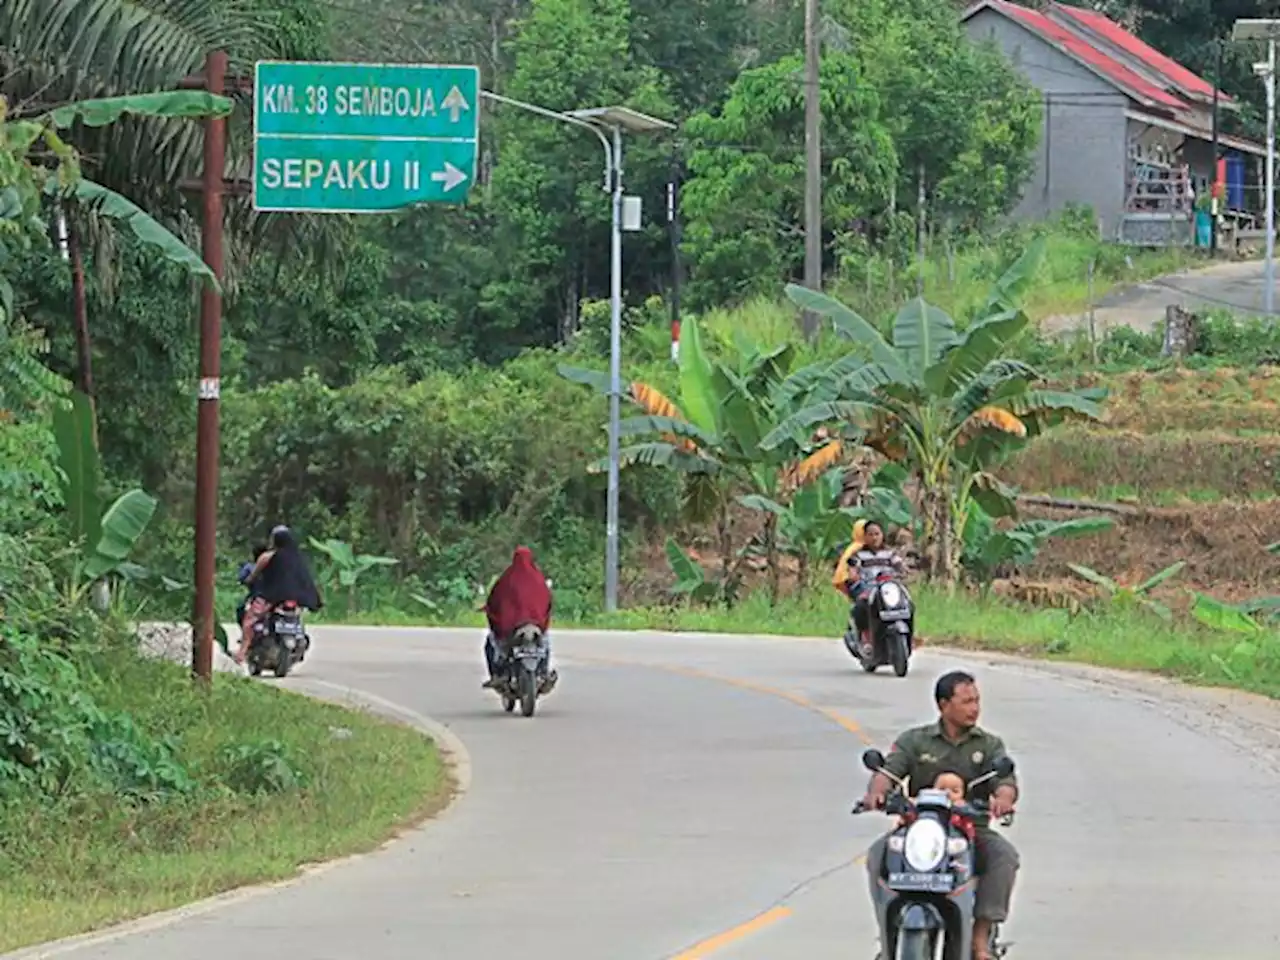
[587,443,720,475]
[1,0,340,291]
[629,382,685,420]
[961,405,1026,440]
[760,401,874,451]
[950,358,1039,426]
[617,414,711,453]
[783,440,844,488]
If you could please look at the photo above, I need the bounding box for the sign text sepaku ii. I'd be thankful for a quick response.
[252,61,479,213]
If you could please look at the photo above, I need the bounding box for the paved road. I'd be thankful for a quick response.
[1043,257,1275,335]
[21,628,1280,960]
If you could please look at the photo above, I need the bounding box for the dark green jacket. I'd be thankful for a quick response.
[880,721,1018,825]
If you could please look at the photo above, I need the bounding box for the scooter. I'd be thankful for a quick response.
[853,748,1017,960]
[843,566,915,677]
[246,601,311,678]
[490,623,558,718]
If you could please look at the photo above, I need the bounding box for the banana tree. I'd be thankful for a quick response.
[963,514,1115,591]
[1067,561,1186,621]
[560,318,843,605]
[739,464,917,590]
[308,537,399,614]
[51,389,158,606]
[761,238,1105,585]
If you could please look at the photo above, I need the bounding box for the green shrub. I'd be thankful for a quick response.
[217,739,308,795]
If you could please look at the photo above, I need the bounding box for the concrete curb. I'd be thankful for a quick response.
[2,682,471,960]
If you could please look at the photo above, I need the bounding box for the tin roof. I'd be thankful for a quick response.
[964,1,1231,113]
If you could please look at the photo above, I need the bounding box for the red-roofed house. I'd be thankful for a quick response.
[962,0,1264,245]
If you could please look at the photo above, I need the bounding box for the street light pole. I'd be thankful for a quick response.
[605,124,623,613]
[478,94,673,613]
[1233,19,1280,317]
[1268,38,1276,316]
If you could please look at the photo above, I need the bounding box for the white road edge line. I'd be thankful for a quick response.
[1,681,472,960]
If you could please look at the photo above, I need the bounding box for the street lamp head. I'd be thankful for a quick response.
[1233,19,1280,42]
[564,105,675,135]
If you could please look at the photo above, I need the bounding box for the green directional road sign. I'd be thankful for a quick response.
[252,60,479,213]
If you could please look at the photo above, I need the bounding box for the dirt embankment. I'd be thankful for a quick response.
[1023,500,1280,600]
[1006,428,1280,501]
[630,497,1280,607]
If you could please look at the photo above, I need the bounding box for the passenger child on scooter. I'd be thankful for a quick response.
[895,771,976,840]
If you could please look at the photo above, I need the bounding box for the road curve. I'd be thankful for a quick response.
[1041,257,1275,335]
[21,627,1280,960]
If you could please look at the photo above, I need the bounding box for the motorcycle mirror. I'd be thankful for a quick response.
[862,748,886,772]
[993,756,1015,778]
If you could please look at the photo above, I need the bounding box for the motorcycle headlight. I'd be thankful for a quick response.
[903,819,947,872]
[880,582,903,608]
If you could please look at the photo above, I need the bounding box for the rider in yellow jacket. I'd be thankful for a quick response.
[833,519,907,648]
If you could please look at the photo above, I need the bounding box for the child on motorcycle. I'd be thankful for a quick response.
[894,770,977,841]
[234,543,268,629]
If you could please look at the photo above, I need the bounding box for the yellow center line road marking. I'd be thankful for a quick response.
[566,654,876,957]
[670,906,793,959]
[569,655,877,746]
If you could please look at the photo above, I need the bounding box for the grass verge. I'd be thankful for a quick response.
[0,650,448,954]
[580,588,1280,698]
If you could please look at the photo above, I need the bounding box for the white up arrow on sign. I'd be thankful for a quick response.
[442,86,470,122]
[430,162,469,192]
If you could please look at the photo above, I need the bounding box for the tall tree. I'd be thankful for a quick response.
[828,0,1040,232]
[484,0,675,352]
[680,51,898,307]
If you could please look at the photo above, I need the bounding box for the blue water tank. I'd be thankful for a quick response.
[1226,152,1246,210]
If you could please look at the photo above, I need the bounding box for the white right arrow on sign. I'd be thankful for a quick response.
[430,162,469,192]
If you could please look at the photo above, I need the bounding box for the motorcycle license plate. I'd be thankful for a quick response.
[274,620,302,635]
[514,645,542,658]
[888,871,954,893]
[878,609,910,621]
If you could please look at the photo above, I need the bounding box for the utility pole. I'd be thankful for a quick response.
[190,50,228,683]
[1211,37,1221,256]
[802,0,822,338]
[1234,20,1280,317]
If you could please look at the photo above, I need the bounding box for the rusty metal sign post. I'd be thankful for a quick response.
[188,50,228,683]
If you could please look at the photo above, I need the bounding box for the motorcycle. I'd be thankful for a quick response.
[854,748,1017,960]
[843,565,915,677]
[247,601,311,678]
[491,623,558,717]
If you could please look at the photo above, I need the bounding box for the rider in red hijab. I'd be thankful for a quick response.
[482,546,553,688]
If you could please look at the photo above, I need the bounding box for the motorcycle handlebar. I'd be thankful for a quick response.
[850,796,1016,826]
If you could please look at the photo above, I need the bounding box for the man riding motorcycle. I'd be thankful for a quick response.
[482,546,555,689]
[832,519,907,647]
[861,670,1020,960]
[235,525,323,665]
